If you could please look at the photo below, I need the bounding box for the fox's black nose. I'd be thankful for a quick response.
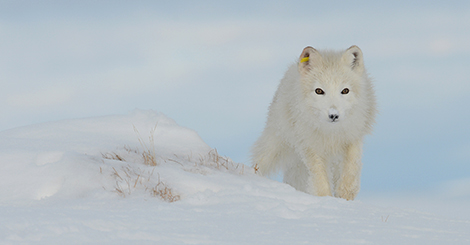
[329,114,339,121]
[328,108,339,122]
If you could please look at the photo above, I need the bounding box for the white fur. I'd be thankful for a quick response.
[251,46,377,200]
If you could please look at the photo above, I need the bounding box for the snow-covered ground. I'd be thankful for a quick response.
[1,110,469,244]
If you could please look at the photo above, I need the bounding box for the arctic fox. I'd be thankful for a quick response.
[251,46,377,200]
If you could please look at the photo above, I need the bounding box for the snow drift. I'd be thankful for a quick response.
[0,110,469,244]
[0,110,215,202]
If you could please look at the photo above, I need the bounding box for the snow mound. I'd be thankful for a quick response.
[1,110,469,244]
[0,110,223,202]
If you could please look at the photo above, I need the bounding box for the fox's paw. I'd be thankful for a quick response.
[335,185,359,201]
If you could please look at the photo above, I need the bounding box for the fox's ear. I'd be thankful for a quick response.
[342,45,364,74]
[298,46,321,75]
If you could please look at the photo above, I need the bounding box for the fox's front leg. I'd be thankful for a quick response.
[302,150,332,197]
[335,142,363,200]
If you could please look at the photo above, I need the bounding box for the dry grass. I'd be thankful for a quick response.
[133,124,158,166]
[382,215,390,223]
[194,149,245,175]
[99,124,246,202]
[149,173,180,202]
[111,166,144,197]
[101,147,245,201]
[101,146,140,163]
[101,152,124,161]
[99,124,180,201]
[110,165,180,202]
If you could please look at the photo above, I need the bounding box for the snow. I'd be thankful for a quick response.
[1,110,469,244]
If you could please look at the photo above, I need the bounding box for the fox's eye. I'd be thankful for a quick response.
[315,88,325,95]
[341,88,350,94]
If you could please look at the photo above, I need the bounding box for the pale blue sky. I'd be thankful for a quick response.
[1,1,469,196]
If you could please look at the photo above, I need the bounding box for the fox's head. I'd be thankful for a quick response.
[297,46,367,126]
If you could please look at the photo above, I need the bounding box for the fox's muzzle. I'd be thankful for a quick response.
[328,108,339,122]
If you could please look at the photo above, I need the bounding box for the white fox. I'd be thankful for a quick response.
[251,46,377,200]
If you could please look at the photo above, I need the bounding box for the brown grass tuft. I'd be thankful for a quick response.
[194,149,245,174]
[133,124,158,166]
[102,152,124,161]
[149,173,180,202]
[108,165,180,202]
